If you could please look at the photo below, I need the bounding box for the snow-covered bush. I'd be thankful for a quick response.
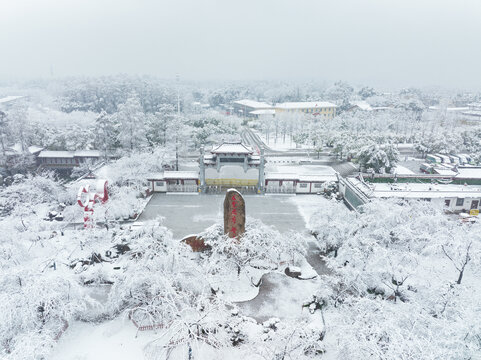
[107,222,210,318]
[201,219,307,277]
[0,173,64,218]
[357,143,399,173]
[0,270,92,359]
[253,319,326,359]
[309,198,353,257]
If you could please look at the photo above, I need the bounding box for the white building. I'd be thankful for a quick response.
[339,175,481,213]
[147,171,199,193]
[233,100,273,117]
[349,101,391,112]
[265,173,337,193]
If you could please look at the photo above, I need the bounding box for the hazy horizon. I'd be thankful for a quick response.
[1,0,481,90]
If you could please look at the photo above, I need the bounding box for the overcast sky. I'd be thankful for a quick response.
[1,0,480,89]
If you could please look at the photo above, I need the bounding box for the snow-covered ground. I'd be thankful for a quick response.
[138,193,324,239]
[257,131,310,151]
[236,269,321,323]
[393,164,415,175]
[396,159,425,174]
[266,162,337,176]
[51,317,153,360]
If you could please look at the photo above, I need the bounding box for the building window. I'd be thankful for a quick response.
[313,183,323,188]
[456,198,464,206]
[155,181,165,187]
[299,183,308,188]
[444,199,451,207]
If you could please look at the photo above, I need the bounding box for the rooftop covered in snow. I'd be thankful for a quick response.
[350,101,392,111]
[266,173,337,182]
[73,150,101,157]
[369,182,481,199]
[345,176,481,199]
[210,142,254,155]
[233,99,272,109]
[38,151,75,158]
[455,167,481,180]
[38,150,102,158]
[275,101,337,109]
[249,109,276,115]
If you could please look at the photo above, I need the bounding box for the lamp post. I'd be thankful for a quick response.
[175,73,180,171]
[0,111,7,163]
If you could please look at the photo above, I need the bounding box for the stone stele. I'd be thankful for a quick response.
[224,189,245,238]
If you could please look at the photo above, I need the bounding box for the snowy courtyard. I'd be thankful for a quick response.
[138,193,322,239]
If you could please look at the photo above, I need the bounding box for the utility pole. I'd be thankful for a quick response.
[0,111,7,161]
[175,73,180,171]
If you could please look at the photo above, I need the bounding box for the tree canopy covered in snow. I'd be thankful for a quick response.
[309,198,481,359]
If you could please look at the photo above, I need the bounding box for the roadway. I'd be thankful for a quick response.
[240,127,358,176]
[177,127,358,176]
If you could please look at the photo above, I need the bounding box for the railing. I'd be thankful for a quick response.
[265,187,296,194]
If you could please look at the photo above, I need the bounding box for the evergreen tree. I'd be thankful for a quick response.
[95,110,119,157]
[114,93,147,152]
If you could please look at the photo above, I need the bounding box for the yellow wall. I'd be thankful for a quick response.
[275,107,337,118]
[205,178,258,186]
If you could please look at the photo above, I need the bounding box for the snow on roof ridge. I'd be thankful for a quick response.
[38,149,101,158]
[233,99,272,108]
[275,101,337,109]
[211,142,253,154]
[249,109,276,115]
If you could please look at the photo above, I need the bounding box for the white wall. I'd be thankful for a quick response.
[296,182,310,193]
[152,180,167,192]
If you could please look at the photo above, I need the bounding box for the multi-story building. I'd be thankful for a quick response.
[274,102,337,119]
[233,100,273,117]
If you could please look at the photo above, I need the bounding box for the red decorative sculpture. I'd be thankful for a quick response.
[77,180,109,228]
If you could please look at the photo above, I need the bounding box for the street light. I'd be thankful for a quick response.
[175,74,180,171]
